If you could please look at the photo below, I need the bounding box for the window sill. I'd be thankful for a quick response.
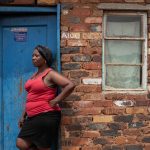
[97,3,150,11]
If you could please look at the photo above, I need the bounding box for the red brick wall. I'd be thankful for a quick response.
[60,1,150,150]
[1,0,150,149]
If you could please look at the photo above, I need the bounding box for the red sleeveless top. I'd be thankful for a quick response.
[25,68,61,117]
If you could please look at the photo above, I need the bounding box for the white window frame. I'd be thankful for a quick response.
[102,12,147,91]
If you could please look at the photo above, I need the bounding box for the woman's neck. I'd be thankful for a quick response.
[37,65,48,74]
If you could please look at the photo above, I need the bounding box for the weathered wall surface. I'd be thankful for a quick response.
[1,0,150,150]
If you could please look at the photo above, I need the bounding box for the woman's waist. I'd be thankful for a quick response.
[26,100,60,110]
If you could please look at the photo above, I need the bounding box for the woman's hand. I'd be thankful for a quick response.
[18,117,25,128]
[49,99,59,107]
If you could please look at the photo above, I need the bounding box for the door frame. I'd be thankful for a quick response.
[0,5,61,149]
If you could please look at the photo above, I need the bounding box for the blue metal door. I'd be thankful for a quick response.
[0,15,57,149]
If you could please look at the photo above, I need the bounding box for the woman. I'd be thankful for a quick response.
[16,45,75,150]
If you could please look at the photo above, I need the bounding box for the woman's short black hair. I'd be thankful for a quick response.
[35,45,52,67]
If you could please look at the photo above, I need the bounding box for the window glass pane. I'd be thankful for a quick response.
[106,66,141,89]
[106,15,141,37]
[105,40,142,64]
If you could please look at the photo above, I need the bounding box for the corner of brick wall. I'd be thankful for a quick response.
[60,0,150,150]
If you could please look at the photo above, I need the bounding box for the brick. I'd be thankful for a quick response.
[75,107,102,115]
[61,138,72,146]
[93,115,113,123]
[81,47,102,55]
[92,10,103,17]
[124,145,143,150]
[62,146,81,150]
[93,100,113,107]
[82,62,101,70]
[70,24,90,32]
[69,131,81,137]
[85,17,102,24]
[142,127,150,134]
[136,114,150,121]
[102,108,124,115]
[108,123,126,130]
[70,70,89,78]
[66,124,84,131]
[61,101,73,108]
[67,40,88,46]
[135,100,150,106]
[61,108,76,116]
[71,116,93,124]
[93,138,109,145]
[71,138,92,145]
[62,63,81,70]
[61,47,80,54]
[142,136,150,143]
[61,32,80,39]
[37,0,58,5]
[126,107,148,114]
[64,92,82,101]
[73,101,93,108]
[87,123,107,130]
[92,55,102,62]
[145,144,150,150]
[114,115,133,123]
[128,122,144,128]
[72,55,91,62]
[103,145,123,150]
[75,85,101,93]
[62,70,69,78]
[82,32,102,40]
[146,0,150,3]
[114,136,128,145]
[61,3,74,10]
[114,100,135,107]
[61,16,80,25]
[62,116,72,125]
[68,16,81,24]
[89,40,102,47]
[71,8,91,16]
[62,10,69,15]
[61,54,71,62]
[89,70,102,77]
[82,131,100,138]
[60,0,79,2]
[61,40,67,47]
[61,26,69,32]
[83,93,104,100]
[82,145,102,150]
[123,129,141,136]
[101,130,121,136]
[82,78,101,85]
[126,137,137,144]
[90,25,102,32]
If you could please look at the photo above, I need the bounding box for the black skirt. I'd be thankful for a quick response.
[18,111,61,149]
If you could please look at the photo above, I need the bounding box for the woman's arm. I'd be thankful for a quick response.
[47,70,75,107]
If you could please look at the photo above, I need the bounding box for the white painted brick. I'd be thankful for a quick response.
[114,100,135,107]
[82,78,102,85]
[61,32,80,39]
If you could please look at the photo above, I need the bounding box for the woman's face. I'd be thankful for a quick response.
[32,49,45,67]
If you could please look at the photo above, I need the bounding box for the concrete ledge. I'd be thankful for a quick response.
[97,3,150,10]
